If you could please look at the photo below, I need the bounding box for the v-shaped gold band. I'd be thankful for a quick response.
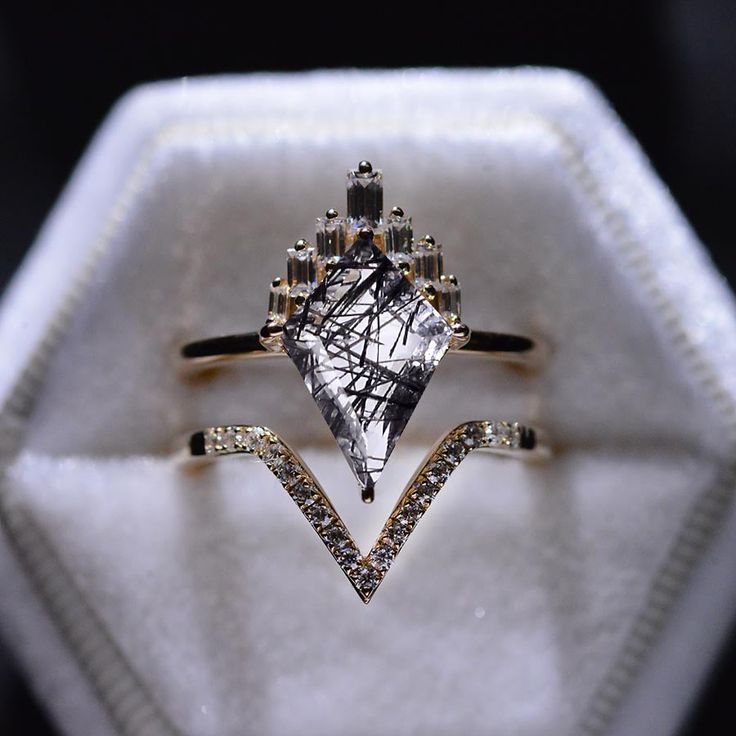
[185,421,546,602]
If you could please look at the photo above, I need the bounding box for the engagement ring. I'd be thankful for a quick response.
[182,162,544,503]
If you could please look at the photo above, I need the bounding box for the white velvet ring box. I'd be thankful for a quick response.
[1,69,736,736]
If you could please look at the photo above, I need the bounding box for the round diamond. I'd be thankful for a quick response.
[334,542,360,570]
[369,543,395,572]
[261,442,285,465]
[464,423,485,448]
[288,479,315,505]
[442,440,467,466]
[275,460,299,481]
[466,422,487,445]
[304,499,333,529]
[386,519,409,546]
[351,564,381,593]
[410,488,434,508]
[324,525,348,548]
[400,499,424,524]
[425,461,450,486]
[492,422,513,446]
[415,480,440,502]
[245,427,269,453]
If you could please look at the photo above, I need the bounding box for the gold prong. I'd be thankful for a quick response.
[398,260,412,277]
[420,282,439,309]
[449,322,471,349]
[259,321,285,352]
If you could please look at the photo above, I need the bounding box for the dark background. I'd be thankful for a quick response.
[0,1,734,733]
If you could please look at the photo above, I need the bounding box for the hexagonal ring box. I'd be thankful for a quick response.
[1,69,736,736]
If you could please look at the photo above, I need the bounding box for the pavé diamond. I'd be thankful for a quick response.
[351,564,382,594]
[386,519,410,547]
[369,542,395,572]
[425,462,451,487]
[400,499,424,524]
[410,488,434,508]
[335,543,360,571]
[442,440,467,466]
[194,419,536,602]
[323,525,348,547]
[306,502,333,530]
[288,479,315,505]
[282,237,453,495]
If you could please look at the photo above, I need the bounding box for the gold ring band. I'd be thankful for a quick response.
[182,420,548,603]
[180,328,542,367]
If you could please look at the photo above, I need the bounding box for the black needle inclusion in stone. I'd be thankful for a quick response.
[282,236,453,497]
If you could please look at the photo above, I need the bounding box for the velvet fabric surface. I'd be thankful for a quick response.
[1,69,735,736]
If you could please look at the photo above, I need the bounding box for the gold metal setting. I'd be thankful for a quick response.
[181,161,551,368]
[187,421,545,603]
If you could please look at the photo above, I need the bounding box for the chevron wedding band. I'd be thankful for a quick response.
[182,162,545,502]
[184,421,547,603]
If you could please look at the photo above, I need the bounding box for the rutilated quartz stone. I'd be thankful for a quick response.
[282,236,453,495]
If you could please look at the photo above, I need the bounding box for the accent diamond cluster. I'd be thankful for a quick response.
[201,421,531,603]
[259,162,469,501]
[264,161,463,331]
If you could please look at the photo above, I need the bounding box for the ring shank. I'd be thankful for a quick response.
[185,421,548,465]
[181,329,541,366]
